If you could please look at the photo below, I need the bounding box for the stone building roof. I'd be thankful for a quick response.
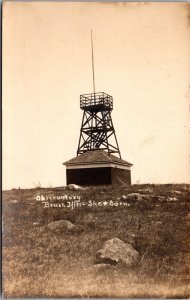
[63,150,133,167]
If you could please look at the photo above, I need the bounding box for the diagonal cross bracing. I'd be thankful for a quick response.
[77,92,121,158]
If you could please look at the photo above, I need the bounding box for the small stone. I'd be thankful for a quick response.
[94,263,112,270]
[157,196,165,201]
[67,184,84,190]
[156,221,162,225]
[167,197,178,202]
[47,220,74,232]
[126,193,143,201]
[10,199,18,203]
[137,187,154,193]
[170,190,182,195]
[33,222,40,226]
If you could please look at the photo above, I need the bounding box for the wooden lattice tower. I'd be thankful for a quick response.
[77,92,121,158]
[64,31,132,186]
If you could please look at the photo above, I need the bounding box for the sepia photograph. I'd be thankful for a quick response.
[2,1,190,298]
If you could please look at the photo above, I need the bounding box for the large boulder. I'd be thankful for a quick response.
[95,238,139,266]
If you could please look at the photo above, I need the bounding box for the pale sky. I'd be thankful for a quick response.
[3,2,190,189]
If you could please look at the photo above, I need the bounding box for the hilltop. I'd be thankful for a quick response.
[2,184,190,298]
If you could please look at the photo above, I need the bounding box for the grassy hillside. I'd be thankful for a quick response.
[2,184,190,298]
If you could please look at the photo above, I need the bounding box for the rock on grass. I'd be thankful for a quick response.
[47,220,84,234]
[47,220,74,232]
[67,184,85,190]
[95,238,139,267]
[126,193,143,201]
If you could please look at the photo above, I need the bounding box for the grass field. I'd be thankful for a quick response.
[2,184,190,298]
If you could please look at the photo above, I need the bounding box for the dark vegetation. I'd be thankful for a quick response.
[2,184,190,298]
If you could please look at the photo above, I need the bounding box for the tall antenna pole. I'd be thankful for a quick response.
[91,30,96,94]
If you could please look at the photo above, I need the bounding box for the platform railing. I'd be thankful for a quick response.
[80,92,113,110]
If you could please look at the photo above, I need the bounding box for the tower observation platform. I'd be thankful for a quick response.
[80,92,113,112]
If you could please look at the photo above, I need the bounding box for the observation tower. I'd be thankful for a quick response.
[63,32,133,186]
[77,92,121,158]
